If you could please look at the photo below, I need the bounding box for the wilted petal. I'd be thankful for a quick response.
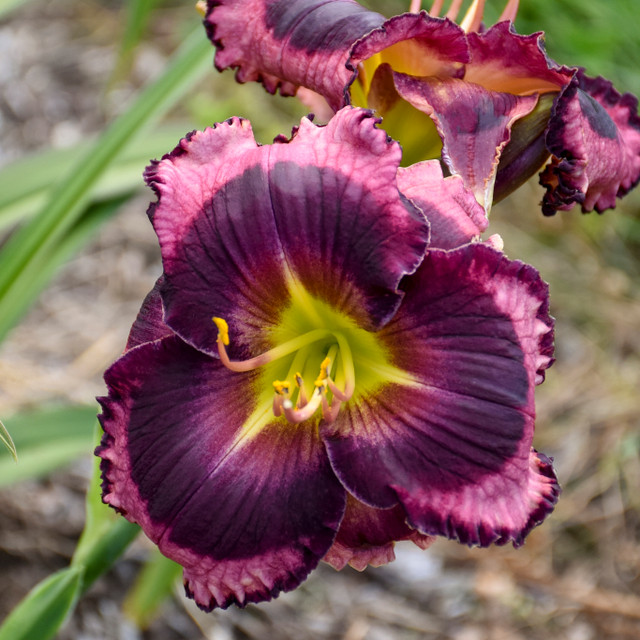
[97,335,346,610]
[205,0,385,109]
[323,494,434,571]
[391,70,538,208]
[541,70,640,214]
[145,108,429,358]
[397,160,487,249]
[323,244,558,547]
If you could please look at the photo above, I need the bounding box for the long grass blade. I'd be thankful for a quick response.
[0,418,17,462]
[0,126,189,231]
[0,28,213,342]
[0,405,97,486]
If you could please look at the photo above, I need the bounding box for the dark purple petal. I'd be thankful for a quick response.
[391,70,538,208]
[323,494,434,571]
[205,0,385,109]
[397,160,487,249]
[206,3,471,110]
[97,335,346,610]
[322,245,557,547]
[145,108,429,358]
[125,276,171,351]
[541,70,640,215]
[465,22,572,94]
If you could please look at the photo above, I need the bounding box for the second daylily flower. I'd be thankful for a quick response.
[97,108,559,610]
[205,0,640,214]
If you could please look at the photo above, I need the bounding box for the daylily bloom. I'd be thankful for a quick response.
[97,107,559,611]
[204,0,640,214]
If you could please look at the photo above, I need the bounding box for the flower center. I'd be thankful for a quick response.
[213,317,355,425]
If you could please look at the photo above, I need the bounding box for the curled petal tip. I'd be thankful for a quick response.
[541,70,640,215]
[485,234,504,252]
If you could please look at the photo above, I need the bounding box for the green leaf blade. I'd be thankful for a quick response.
[0,566,83,640]
[123,549,182,629]
[0,29,213,342]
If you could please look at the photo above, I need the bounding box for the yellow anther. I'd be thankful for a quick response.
[212,317,230,346]
[272,380,291,395]
[319,357,331,378]
[195,1,207,17]
[294,372,303,387]
[314,378,326,390]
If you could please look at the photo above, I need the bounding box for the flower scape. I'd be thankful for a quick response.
[96,0,640,616]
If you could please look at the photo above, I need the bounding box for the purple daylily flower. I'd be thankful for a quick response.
[204,0,640,214]
[97,107,559,611]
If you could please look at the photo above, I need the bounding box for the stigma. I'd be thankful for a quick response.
[213,317,354,425]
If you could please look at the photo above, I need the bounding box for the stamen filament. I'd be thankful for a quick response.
[409,0,422,13]
[273,394,285,417]
[460,0,486,32]
[214,322,332,372]
[326,379,351,402]
[215,317,358,425]
[321,394,342,424]
[283,347,312,408]
[333,332,355,400]
[498,0,519,23]
[444,0,464,21]
[429,0,444,16]
[295,372,308,408]
[282,391,324,424]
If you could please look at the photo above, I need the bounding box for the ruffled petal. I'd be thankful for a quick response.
[145,108,429,358]
[397,160,487,249]
[205,0,385,109]
[349,11,469,81]
[464,22,572,95]
[323,494,434,571]
[322,244,558,547]
[391,69,538,208]
[97,335,346,610]
[540,70,640,215]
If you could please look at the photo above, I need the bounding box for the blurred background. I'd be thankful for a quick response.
[0,0,639,638]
